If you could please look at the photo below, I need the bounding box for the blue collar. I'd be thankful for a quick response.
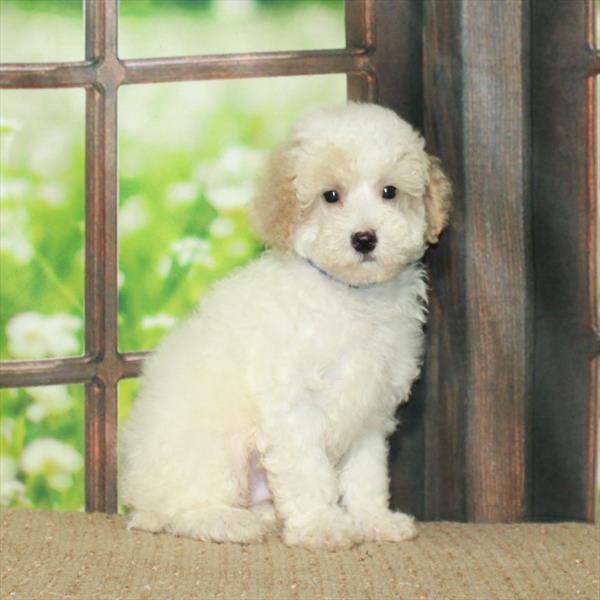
[306,258,376,290]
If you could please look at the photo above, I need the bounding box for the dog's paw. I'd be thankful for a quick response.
[283,509,362,551]
[250,501,281,536]
[128,509,169,533]
[352,510,417,542]
[167,506,267,543]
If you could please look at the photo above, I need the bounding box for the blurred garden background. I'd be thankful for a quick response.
[0,0,345,511]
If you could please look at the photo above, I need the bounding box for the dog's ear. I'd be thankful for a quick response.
[424,154,452,244]
[249,141,300,254]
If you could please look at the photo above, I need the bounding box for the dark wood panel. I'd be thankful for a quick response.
[530,0,597,521]
[461,0,531,523]
[345,0,377,103]
[422,0,531,522]
[421,0,469,522]
[371,0,423,129]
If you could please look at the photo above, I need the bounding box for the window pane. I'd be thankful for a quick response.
[0,0,83,63]
[119,0,344,58]
[119,378,140,426]
[0,90,85,360]
[118,378,140,513]
[0,385,85,511]
[118,75,345,352]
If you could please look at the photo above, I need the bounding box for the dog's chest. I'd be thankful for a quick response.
[250,262,426,460]
[293,296,417,453]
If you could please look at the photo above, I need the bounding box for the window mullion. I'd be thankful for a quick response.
[84,0,120,513]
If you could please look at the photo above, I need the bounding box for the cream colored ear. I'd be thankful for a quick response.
[248,141,300,254]
[424,154,452,244]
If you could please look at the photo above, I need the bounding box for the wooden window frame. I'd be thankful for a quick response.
[0,0,382,513]
[0,0,598,522]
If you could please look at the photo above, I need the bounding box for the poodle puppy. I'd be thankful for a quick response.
[120,102,451,550]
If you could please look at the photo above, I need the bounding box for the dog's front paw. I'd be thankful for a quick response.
[283,509,362,551]
[353,510,417,542]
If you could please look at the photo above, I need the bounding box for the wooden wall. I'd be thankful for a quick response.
[367,0,598,522]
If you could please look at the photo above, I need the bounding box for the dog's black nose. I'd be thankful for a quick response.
[351,230,378,254]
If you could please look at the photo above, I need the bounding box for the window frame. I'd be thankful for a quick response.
[0,0,379,513]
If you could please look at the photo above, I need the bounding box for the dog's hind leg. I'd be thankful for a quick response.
[166,505,267,543]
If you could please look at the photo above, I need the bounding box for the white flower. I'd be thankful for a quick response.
[25,404,45,423]
[0,417,15,443]
[0,456,18,483]
[0,479,26,506]
[0,231,32,263]
[0,178,28,201]
[217,146,264,177]
[227,240,249,258]
[21,438,82,484]
[195,145,264,210]
[171,237,215,268]
[213,0,257,19]
[157,255,172,277]
[207,184,255,210]
[0,205,33,263]
[120,195,149,235]
[209,217,235,238]
[48,472,73,491]
[120,150,144,178]
[37,182,66,206]
[0,117,20,164]
[6,312,81,359]
[6,312,47,358]
[141,313,177,331]
[0,118,20,136]
[25,385,73,422]
[30,129,71,177]
[0,456,26,506]
[166,181,197,207]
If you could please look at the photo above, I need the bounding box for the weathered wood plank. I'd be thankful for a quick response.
[422,0,469,521]
[530,0,598,521]
[423,0,531,522]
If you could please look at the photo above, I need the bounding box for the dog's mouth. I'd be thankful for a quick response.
[360,254,377,264]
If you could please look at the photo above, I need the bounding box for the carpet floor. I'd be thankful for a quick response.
[1,509,598,599]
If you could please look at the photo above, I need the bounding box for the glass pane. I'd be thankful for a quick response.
[0,90,85,360]
[119,378,140,427]
[119,0,344,58]
[118,75,345,352]
[0,385,85,511]
[0,0,83,63]
[118,377,139,513]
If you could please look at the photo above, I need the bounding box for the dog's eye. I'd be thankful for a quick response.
[323,190,340,203]
[382,186,397,199]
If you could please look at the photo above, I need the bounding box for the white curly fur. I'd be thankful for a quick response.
[120,103,451,550]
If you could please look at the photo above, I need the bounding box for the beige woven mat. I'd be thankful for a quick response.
[1,509,598,599]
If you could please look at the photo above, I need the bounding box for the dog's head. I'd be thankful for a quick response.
[250,103,451,286]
